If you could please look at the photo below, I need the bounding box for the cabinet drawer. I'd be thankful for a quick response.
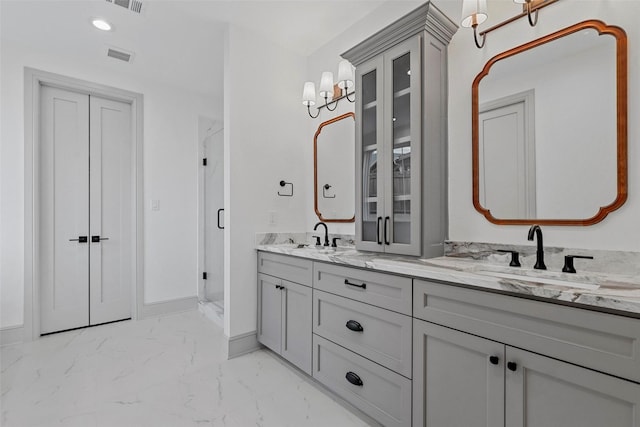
[257,252,312,286]
[313,290,412,378]
[414,279,640,383]
[314,263,412,315]
[313,335,412,427]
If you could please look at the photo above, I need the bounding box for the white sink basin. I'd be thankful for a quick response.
[474,270,600,291]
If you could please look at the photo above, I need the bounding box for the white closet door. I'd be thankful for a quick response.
[89,96,132,325]
[39,86,90,334]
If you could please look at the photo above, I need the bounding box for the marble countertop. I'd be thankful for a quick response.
[256,244,640,317]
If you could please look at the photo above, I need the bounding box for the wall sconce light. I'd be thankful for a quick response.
[302,60,355,119]
[515,0,539,27]
[462,0,559,49]
[461,0,488,48]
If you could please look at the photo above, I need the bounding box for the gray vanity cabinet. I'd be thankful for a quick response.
[257,253,313,375]
[413,279,640,427]
[343,2,456,258]
[413,319,640,427]
[312,262,414,427]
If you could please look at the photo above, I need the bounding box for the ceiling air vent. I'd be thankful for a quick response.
[105,0,144,14]
[107,47,134,63]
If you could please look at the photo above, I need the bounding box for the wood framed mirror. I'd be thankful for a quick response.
[314,112,356,223]
[472,20,627,226]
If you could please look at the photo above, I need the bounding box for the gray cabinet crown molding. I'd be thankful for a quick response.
[341,2,458,66]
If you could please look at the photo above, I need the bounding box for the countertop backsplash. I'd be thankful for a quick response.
[256,232,355,247]
[445,241,640,277]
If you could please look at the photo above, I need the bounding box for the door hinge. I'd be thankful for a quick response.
[202,158,207,166]
[203,272,208,280]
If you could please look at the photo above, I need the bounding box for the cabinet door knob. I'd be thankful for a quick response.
[345,371,363,386]
[489,356,500,365]
[507,361,518,371]
[346,320,364,332]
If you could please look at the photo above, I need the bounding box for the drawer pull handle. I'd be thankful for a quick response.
[489,356,499,365]
[344,279,366,289]
[345,371,363,387]
[507,361,518,372]
[346,320,364,332]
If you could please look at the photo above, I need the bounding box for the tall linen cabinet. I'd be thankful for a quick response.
[342,2,457,257]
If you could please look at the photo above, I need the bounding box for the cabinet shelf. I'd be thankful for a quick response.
[363,100,377,110]
[393,135,411,147]
[393,195,411,201]
[393,87,411,99]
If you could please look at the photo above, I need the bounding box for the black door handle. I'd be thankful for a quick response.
[346,320,364,332]
[91,236,109,243]
[384,216,390,245]
[344,279,366,289]
[69,236,88,243]
[217,208,224,229]
[489,356,500,365]
[507,361,518,371]
[376,217,382,244]
[345,371,363,386]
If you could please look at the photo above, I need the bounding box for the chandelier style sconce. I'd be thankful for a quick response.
[302,60,355,119]
[461,0,560,49]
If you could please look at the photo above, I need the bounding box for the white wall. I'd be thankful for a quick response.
[448,0,640,251]
[223,24,309,337]
[0,38,220,328]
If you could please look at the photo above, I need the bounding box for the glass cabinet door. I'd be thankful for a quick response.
[356,56,385,250]
[383,36,421,255]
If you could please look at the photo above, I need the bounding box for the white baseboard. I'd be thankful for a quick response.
[1,325,24,346]
[227,330,262,359]
[140,296,198,319]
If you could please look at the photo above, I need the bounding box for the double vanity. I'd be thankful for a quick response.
[256,240,640,427]
[262,0,639,425]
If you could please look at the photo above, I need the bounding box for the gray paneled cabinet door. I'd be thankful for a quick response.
[413,319,505,427]
[257,273,312,375]
[505,346,640,427]
[355,36,422,256]
[414,318,640,427]
[281,280,312,375]
[257,273,282,353]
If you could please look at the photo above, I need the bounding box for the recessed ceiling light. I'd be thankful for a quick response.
[92,19,112,31]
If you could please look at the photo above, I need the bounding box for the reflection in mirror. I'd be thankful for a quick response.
[314,113,355,222]
[473,20,627,225]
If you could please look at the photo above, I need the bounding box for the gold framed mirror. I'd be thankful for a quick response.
[314,112,356,223]
[472,20,627,226]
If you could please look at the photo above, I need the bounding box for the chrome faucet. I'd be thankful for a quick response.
[313,221,330,247]
[527,225,547,270]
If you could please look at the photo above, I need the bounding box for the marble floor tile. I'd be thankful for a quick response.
[1,310,373,427]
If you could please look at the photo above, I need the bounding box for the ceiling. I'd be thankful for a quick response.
[0,0,404,99]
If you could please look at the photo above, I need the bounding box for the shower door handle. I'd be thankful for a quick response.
[217,208,224,229]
